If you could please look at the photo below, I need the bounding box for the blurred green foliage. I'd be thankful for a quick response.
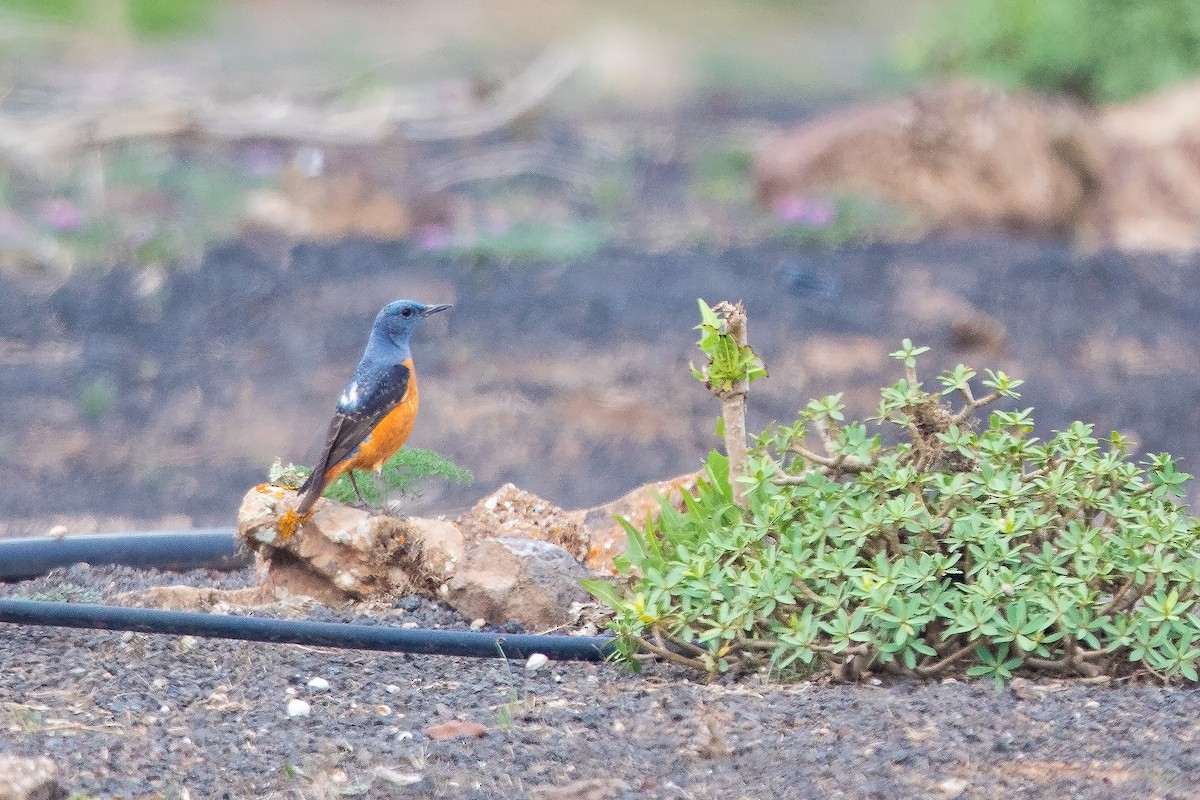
[78,374,118,422]
[0,0,213,37]
[914,0,1200,103]
[452,221,611,265]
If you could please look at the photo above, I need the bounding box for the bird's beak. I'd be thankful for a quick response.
[422,303,452,317]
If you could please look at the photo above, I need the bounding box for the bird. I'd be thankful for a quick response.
[295,299,451,515]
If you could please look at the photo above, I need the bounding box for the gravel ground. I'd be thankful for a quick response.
[2,564,1199,799]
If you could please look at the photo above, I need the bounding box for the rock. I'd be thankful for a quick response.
[568,470,701,573]
[0,755,65,800]
[754,80,1098,237]
[447,537,591,629]
[237,485,464,603]
[754,78,1200,253]
[525,653,549,671]
[241,161,412,241]
[423,720,487,741]
[530,778,626,800]
[457,483,590,561]
[286,698,311,717]
[1084,81,1200,252]
[236,474,701,620]
[897,269,1007,355]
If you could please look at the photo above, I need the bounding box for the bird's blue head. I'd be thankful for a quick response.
[372,299,451,347]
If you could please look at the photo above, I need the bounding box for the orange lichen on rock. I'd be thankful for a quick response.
[277,509,302,539]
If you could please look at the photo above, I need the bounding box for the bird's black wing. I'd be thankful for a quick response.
[297,361,411,511]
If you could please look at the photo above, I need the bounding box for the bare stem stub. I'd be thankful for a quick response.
[713,301,751,508]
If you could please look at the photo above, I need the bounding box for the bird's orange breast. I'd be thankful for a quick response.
[328,362,419,479]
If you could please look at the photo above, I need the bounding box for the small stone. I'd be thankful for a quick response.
[46,525,68,539]
[374,768,428,788]
[525,653,550,671]
[307,677,331,692]
[938,778,969,798]
[287,698,312,717]
[396,731,414,741]
[401,621,419,630]
[376,704,393,716]
[0,754,63,800]
[470,618,487,631]
[424,720,487,740]
[447,537,591,629]
[385,684,400,694]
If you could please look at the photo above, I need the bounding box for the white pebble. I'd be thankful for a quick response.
[286,698,311,717]
[307,677,330,692]
[376,704,392,716]
[386,684,400,694]
[470,618,487,631]
[401,621,419,630]
[525,653,549,671]
[395,730,413,741]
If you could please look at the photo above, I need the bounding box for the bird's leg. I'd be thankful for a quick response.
[372,468,389,509]
[347,471,367,504]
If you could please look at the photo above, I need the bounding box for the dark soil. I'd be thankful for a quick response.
[4,234,1200,535]
[2,563,1198,799]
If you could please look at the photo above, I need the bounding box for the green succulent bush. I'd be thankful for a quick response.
[587,333,1200,685]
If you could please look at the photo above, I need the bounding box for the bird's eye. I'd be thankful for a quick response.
[401,307,414,318]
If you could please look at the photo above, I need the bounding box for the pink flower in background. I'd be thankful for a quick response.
[483,208,511,237]
[773,195,836,227]
[240,144,285,177]
[41,199,84,232]
[0,210,22,242]
[415,224,453,251]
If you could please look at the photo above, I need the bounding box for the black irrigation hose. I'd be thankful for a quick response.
[0,530,618,660]
[0,529,248,581]
[0,599,618,661]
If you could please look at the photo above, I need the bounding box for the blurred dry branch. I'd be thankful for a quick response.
[0,45,580,180]
[424,142,594,192]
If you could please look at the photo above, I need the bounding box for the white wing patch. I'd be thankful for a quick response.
[338,382,361,409]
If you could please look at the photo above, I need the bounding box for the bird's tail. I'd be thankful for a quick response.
[295,471,323,516]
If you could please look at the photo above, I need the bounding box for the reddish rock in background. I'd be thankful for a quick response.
[754,79,1200,253]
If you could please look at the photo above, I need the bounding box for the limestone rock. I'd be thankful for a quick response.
[754,78,1200,253]
[1085,81,1200,252]
[457,483,589,561]
[0,755,64,800]
[235,473,702,620]
[447,536,591,630]
[754,80,1098,237]
[237,485,463,603]
[568,470,701,574]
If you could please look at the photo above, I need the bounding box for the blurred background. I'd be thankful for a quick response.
[3,0,1200,535]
